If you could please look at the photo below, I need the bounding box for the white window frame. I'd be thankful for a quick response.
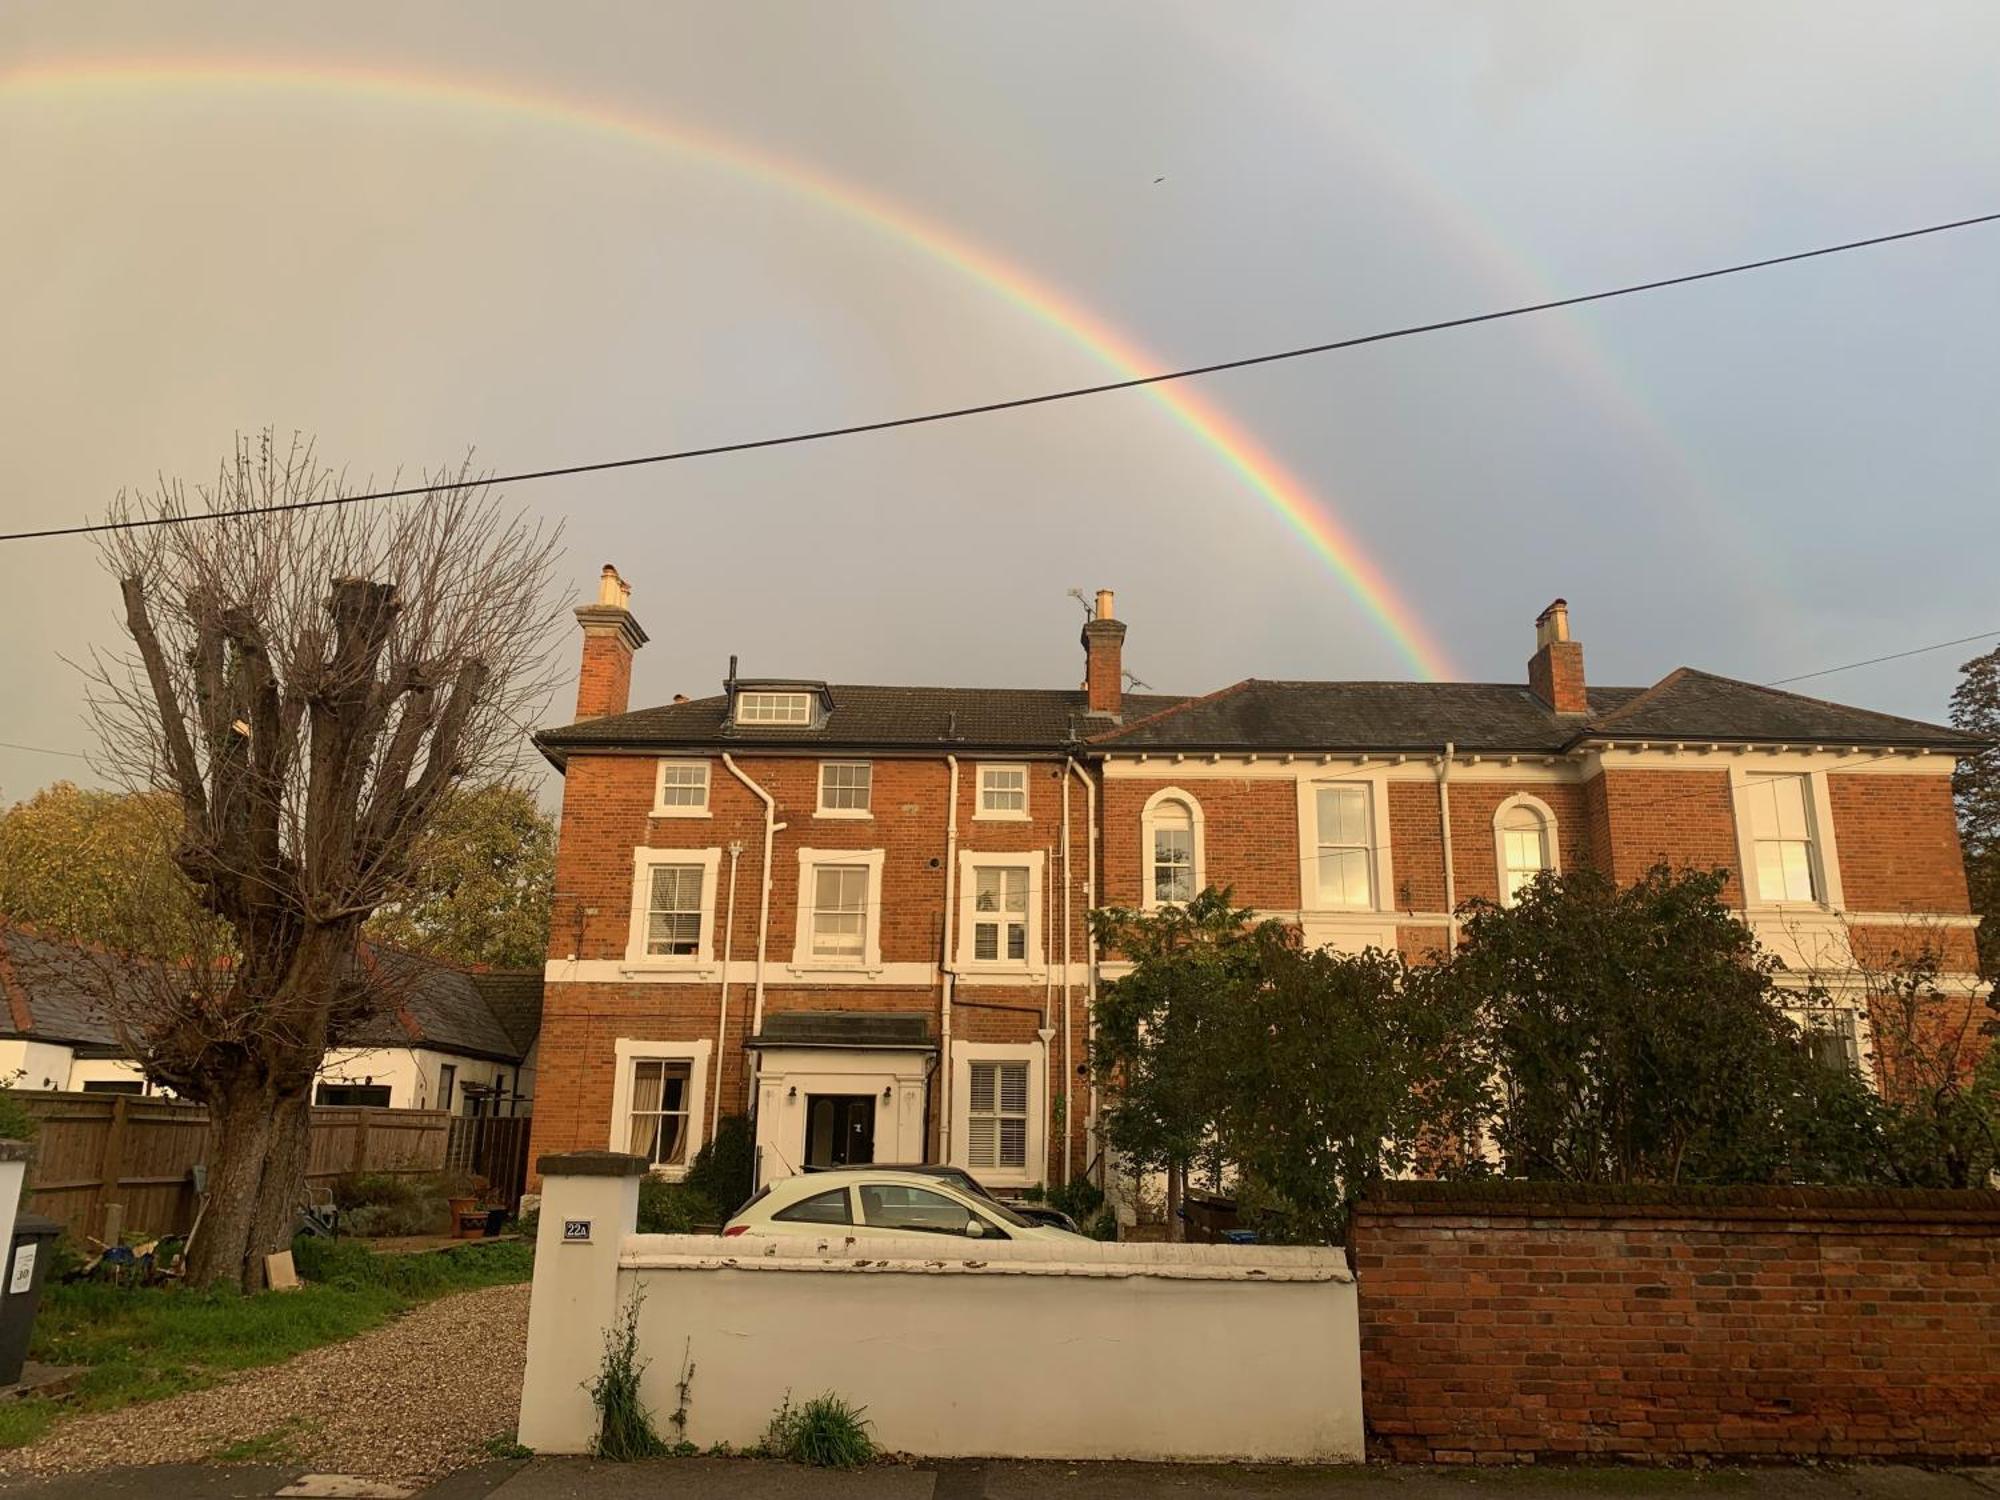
[1781,995,1875,1088]
[975,763,1032,821]
[608,1037,712,1181]
[816,761,874,819]
[1140,787,1205,909]
[1730,765,1844,912]
[1492,793,1560,906]
[734,691,813,726]
[1298,776,1393,912]
[790,847,887,972]
[954,850,1047,974]
[624,846,723,971]
[652,759,711,818]
[949,1040,1046,1189]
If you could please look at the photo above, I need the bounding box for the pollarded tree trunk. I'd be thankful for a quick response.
[87,436,562,1289]
[190,1072,280,1290]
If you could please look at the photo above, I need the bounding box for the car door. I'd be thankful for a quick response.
[855,1181,1009,1240]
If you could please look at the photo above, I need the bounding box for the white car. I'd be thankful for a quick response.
[722,1169,1085,1246]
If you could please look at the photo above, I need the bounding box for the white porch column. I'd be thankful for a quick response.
[516,1149,646,1454]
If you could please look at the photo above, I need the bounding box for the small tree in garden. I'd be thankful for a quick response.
[1223,941,1488,1244]
[1950,643,2000,978]
[83,432,562,1289]
[1452,865,1880,1185]
[1843,943,1999,1188]
[1089,889,1267,1240]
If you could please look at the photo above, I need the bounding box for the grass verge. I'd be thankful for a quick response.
[0,1236,532,1451]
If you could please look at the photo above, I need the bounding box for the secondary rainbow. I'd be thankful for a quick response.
[1,56,1458,679]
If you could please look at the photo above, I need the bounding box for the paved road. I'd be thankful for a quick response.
[3,1459,1998,1500]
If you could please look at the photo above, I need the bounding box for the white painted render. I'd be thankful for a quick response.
[517,1165,1364,1462]
[0,1039,94,1092]
[751,1045,929,1187]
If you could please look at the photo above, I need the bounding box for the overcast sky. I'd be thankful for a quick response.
[4,3,1997,806]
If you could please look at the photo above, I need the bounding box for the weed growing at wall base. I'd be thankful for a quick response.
[759,1391,876,1469]
[588,1293,668,1461]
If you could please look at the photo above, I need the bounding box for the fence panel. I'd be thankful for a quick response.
[14,1092,452,1240]
[444,1115,532,1208]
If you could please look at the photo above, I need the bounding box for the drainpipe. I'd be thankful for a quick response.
[721,754,779,1109]
[1067,757,1099,1180]
[1438,742,1458,949]
[939,755,961,1165]
[713,841,742,1139]
[1059,764,1074,1184]
[1042,844,1055,1029]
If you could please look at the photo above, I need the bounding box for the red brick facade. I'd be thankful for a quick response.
[1353,1182,2000,1462]
[527,591,1984,1197]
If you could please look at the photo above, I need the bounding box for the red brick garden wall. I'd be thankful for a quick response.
[1351,1182,2000,1463]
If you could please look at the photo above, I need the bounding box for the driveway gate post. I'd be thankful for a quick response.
[516,1150,646,1453]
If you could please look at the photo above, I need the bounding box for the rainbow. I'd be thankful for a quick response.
[0,56,1459,679]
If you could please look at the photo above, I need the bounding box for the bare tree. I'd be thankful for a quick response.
[84,432,562,1288]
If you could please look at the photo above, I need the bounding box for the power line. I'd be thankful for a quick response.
[0,740,93,762]
[1765,630,1999,686]
[6,208,1999,544]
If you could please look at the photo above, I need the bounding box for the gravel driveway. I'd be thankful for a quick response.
[0,1280,530,1482]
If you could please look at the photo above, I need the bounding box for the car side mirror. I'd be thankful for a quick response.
[964,1218,987,1239]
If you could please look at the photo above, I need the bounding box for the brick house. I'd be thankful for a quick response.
[527,570,1985,1195]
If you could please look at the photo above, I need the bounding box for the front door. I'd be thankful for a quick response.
[805,1094,876,1168]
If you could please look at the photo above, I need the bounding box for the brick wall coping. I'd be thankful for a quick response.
[1354,1178,2000,1226]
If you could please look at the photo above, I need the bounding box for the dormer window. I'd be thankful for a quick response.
[734,691,813,726]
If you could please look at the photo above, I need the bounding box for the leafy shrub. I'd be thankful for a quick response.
[330,1170,483,1237]
[760,1392,874,1468]
[332,1170,477,1209]
[1045,1176,1103,1223]
[0,1082,39,1145]
[636,1180,720,1235]
[589,1295,666,1461]
[686,1115,755,1215]
[341,1201,446,1238]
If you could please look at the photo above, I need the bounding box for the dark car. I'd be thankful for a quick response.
[799,1162,1081,1234]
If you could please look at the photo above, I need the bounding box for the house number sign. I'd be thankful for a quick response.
[562,1219,592,1244]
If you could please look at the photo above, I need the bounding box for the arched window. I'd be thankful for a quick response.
[1141,788,1204,907]
[1494,795,1559,904]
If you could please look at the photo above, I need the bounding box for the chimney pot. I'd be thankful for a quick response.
[1094,588,1115,621]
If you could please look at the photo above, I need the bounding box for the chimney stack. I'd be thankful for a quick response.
[572,564,648,721]
[1081,588,1126,718]
[1527,598,1589,715]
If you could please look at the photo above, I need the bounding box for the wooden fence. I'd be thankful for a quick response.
[16,1091,451,1241]
[444,1114,533,1211]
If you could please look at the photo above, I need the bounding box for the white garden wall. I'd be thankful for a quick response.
[518,1152,1364,1463]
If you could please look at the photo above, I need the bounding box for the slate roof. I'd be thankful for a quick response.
[537,669,1978,764]
[0,924,123,1053]
[469,972,546,1057]
[1576,669,1983,751]
[340,950,541,1064]
[748,1010,936,1051]
[1091,671,1979,754]
[0,924,542,1067]
[536,687,1188,763]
